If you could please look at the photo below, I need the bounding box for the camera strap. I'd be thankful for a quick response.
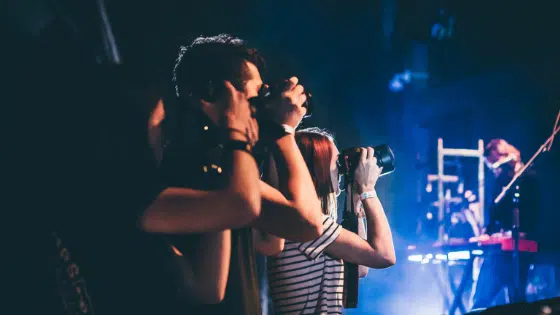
[342,179,359,308]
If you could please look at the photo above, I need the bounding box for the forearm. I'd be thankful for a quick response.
[362,196,396,267]
[253,137,323,241]
[274,135,321,214]
[357,209,367,240]
[259,135,322,237]
[228,149,262,212]
[141,150,261,233]
[251,181,321,241]
[191,231,231,304]
[356,214,369,277]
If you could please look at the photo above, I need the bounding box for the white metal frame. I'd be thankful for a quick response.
[437,138,485,242]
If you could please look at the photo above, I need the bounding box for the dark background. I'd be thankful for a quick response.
[4,0,559,314]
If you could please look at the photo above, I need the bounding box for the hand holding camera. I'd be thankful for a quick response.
[220,81,259,147]
[269,76,308,128]
[354,147,383,194]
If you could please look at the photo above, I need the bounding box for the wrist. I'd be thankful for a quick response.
[223,113,245,130]
[359,190,378,201]
[281,124,296,135]
[357,184,375,194]
[224,139,253,155]
[226,128,248,142]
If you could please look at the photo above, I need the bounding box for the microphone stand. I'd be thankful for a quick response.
[494,110,560,303]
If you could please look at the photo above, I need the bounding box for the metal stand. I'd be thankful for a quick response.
[494,110,560,303]
[434,139,485,315]
[437,139,486,242]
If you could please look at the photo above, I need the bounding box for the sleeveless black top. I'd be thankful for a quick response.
[160,108,261,315]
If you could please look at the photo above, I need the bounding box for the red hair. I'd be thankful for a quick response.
[295,128,336,216]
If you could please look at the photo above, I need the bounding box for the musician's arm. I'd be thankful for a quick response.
[326,194,396,269]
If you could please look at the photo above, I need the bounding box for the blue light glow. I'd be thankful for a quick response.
[471,249,484,256]
[389,77,403,92]
[448,250,470,260]
[402,70,411,83]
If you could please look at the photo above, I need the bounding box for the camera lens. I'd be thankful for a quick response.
[338,145,396,177]
[374,144,396,176]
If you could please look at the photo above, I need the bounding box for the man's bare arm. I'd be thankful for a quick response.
[179,231,231,304]
[253,228,284,256]
[252,135,323,242]
[326,195,396,269]
[141,148,261,233]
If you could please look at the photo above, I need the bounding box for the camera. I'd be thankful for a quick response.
[338,145,396,177]
[252,81,313,118]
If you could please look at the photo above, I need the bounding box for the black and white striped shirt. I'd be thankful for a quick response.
[268,215,344,314]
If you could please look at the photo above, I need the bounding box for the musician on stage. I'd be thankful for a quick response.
[470,139,541,310]
[266,128,396,314]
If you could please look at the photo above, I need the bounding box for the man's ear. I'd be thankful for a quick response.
[200,98,213,108]
[199,97,223,126]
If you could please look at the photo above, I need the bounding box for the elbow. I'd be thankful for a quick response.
[308,220,323,240]
[268,241,285,256]
[196,285,227,305]
[359,266,369,278]
[381,255,397,269]
[258,243,285,257]
[139,201,167,233]
[375,252,397,269]
[363,249,396,269]
[294,200,324,242]
[291,218,323,242]
[231,190,262,226]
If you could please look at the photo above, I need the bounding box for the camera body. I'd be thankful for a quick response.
[338,144,396,177]
[252,81,313,118]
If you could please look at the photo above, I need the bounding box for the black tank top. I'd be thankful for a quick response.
[160,107,261,315]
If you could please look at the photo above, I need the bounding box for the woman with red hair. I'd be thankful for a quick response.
[266,127,396,314]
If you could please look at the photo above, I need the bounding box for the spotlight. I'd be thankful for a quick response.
[448,250,470,261]
[426,182,432,193]
[402,70,411,83]
[471,249,484,256]
[435,254,447,261]
[388,71,430,92]
[389,76,404,92]
[408,255,423,262]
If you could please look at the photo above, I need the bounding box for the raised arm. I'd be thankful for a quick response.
[253,139,323,242]
[251,77,323,242]
[141,81,262,233]
[325,147,396,269]
[354,200,369,277]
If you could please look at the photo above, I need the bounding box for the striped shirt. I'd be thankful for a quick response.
[268,215,344,315]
